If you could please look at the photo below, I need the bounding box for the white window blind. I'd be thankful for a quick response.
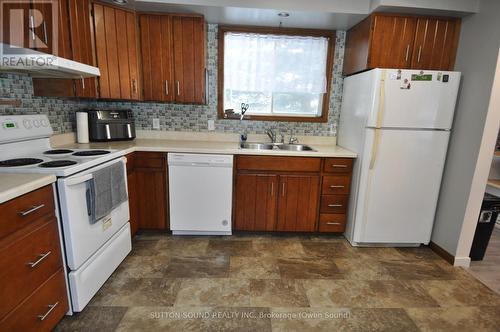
[223,32,329,117]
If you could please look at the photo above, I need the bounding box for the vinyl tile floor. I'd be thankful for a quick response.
[467,227,500,295]
[56,233,500,332]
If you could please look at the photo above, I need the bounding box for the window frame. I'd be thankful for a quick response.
[217,25,336,123]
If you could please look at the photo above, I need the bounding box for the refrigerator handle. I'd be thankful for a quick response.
[369,70,387,170]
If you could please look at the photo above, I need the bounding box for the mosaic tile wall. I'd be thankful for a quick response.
[0,24,346,136]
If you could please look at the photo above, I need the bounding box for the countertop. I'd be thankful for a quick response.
[58,138,357,158]
[0,173,56,204]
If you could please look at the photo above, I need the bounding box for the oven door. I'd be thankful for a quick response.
[57,157,130,270]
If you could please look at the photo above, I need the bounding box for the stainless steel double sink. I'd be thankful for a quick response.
[240,142,316,152]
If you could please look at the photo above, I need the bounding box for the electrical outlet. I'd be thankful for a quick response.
[208,119,215,131]
[152,118,160,130]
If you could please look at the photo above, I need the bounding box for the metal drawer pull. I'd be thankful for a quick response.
[405,44,410,62]
[28,251,52,268]
[326,222,341,225]
[329,185,345,188]
[38,302,59,321]
[331,164,347,168]
[328,204,343,207]
[19,204,45,216]
[165,80,169,95]
[417,46,422,63]
[176,81,180,96]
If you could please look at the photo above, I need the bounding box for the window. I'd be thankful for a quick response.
[218,26,335,122]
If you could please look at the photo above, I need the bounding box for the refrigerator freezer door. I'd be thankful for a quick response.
[352,128,450,244]
[367,69,460,130]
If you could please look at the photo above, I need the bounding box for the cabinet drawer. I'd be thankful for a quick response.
[318,214,346,232]
[0,185,55,240]
[135,152,165,169]
[322,175,351,195]
[323,158,353,173]
[0,269,68,332]
[320,195,348,214]
[0,220,63,319]
[236,156,321,172]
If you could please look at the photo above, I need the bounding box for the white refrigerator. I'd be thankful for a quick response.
[338,68,460,246]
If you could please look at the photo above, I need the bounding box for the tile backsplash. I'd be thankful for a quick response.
[0,24,345,136]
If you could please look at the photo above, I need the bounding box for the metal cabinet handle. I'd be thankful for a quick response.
[19,204,45,216]
[329,185,345,188]
[176,81,180,96]
[30,15,36,41]
[38,302,59,321]
[328,204,343,207]
[282,182,286,197]
[81,76,85,90]
[405,44,410,62]
[28,251,51,268]
[42,21,48,45]
[165,80,169,96]
[326,222,341,225]
[417,46,422,63]
[132,79,137,94]
[332,164,347,168]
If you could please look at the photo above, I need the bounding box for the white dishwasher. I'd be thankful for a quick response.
[168,153,233,235]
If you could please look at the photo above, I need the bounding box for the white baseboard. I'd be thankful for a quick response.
[453,256,471,267]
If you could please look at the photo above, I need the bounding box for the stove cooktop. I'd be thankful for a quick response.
[0,148,123,177]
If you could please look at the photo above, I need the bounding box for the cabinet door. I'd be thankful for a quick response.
[172,16,206,104]
[411,18,460,70]
[1,2,31,48]
[135,153,168,230]
[31,1,54,53]
[140,15,174,102]
[93,4,141,100]
[234,174,278,231]
[276,175,320,232]
[369,15,417,69]
[68,0,97,98]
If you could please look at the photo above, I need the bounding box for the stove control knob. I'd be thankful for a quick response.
[33,119,41,128]
[23,119,32,129]
[41,119,49,127]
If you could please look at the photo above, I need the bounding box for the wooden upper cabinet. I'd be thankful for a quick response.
[140,14,206,104]
[172,16,206,104]
[234,174,278,231]
[68,0,97,98]
[276,175,320,232]
[343,13,461,76]
[369,15,417,69]
[411,17,461,71]
[139,14,174,102]
[93,3,141,100]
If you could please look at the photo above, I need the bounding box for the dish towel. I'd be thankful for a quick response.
[87,161,128,224]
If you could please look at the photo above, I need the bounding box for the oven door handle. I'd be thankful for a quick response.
[66,174,93,186]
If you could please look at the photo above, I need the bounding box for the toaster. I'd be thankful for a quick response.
[87,110,136,142]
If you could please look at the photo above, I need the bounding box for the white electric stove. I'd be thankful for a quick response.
[0,114,132,314]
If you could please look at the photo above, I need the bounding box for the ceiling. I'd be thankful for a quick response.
[104,0,478,30]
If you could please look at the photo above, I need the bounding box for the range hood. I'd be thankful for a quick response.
[0,43,100,78]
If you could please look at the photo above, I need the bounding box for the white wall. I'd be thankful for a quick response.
[431,0,500,263]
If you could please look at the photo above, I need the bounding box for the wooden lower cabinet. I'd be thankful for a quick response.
[234,174,277,231]
[276,175,320,232]
[127,152,168,230]
[0,185,68,331]
[234,156,352,233]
